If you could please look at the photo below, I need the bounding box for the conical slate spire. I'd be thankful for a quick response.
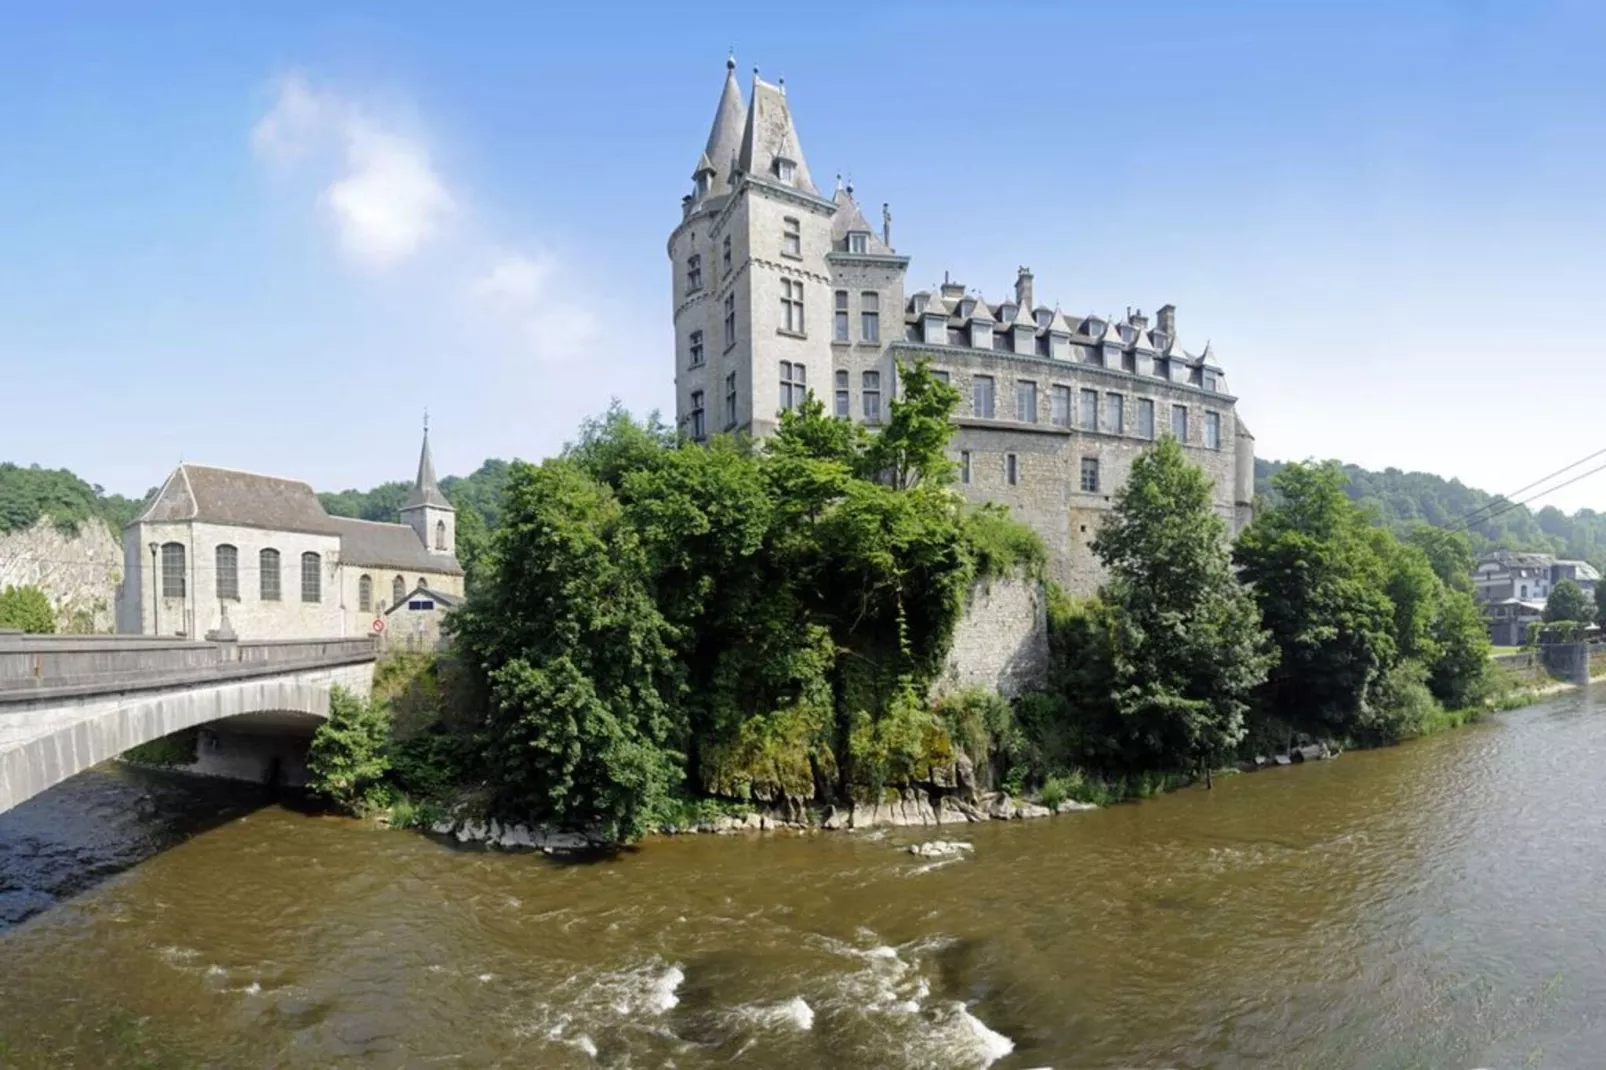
[736,73,818,195]
[697,57,747,195]
[403,420,451,511]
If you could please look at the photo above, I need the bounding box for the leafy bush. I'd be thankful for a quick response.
[307,687,393,814]
[0,585,54,634]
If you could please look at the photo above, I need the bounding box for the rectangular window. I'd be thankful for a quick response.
[688,329,704,368]
[1006,453,1018,486]
[1051,385,1071,427]
[160,542,185,598]
[781,278,805,334]
[724,292,736,349]
[690,390,706,439]
[1122,351,1137,374]
[1138,398,1155,439]
[1080,457,1100,493]
[779,360,807,412]
[860,291,880,342]
[260,548,280,601]
[782,217,801,258]
[1016,380,1037,423]
[215,544,238,600]
[1205,411,1222,450]
[301,551,321,603]
[835,369,850,416]
[960,450,972,485]
[722,234,732,274]
[1080,388,1099,431]
[686,254,702,293]
[725,372,738,429]
[1154,357,1170,380]
[863,370,882,422]
[1172,404,1188,442]
[972,375,995,418]
[1105,393,1124,434]
[834,290,850,341]
[931,369,950,384]
[848,231,868,254]
[1203,370,1219,392]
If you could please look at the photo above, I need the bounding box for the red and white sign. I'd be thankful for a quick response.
[370,618,386,635]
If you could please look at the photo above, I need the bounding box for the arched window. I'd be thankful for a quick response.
[215,544,238,600]
[393,575,406,605]
[160,542,186,598]
[358,574,373,613]
[416,578,427,595]
[301,552,321,603]
[260,548,281,601]
[435,519,446,550]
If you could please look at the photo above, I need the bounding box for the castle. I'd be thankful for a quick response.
[669,58,1255,594]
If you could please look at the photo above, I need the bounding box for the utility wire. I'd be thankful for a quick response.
[1453,446,1606,529]
[1451,458,1606,533]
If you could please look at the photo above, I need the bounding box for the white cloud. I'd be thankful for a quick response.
[467,252,600,365]
[251,75,454,268]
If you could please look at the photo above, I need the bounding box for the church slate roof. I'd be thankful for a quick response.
[698,58,747,195]
[383,585,462,615]
[137,464,338,534]
[402,429,452,511]
[329,517,463,576]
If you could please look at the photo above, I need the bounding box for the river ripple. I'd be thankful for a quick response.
[3,686,1606,1068]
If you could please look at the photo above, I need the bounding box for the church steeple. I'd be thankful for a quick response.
[403,416,451,511]
[400,415,455,557]
[694,54,746,200]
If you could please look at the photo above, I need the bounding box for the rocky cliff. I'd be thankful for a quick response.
[0,518,121,632]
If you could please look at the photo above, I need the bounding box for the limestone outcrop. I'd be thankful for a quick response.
[0,518,120,633]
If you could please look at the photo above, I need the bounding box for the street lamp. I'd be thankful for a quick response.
[148,542,159,635]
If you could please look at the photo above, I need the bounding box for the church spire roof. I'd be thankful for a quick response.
[696,55,747,196]
[403,418,451,511]
[736,72,818,195]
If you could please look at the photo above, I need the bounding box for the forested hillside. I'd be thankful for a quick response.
[319,458,512,528]
[0,463,150,535]
[1255,459,1606,569]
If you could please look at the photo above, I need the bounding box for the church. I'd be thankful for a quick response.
[116,429,463,642]
[670,58,1256,594]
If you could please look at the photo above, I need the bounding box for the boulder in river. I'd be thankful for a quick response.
[907,840,973,858]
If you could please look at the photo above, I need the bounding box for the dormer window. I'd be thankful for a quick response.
[1000,303,1017,323]
[959,298,976,318]
[848,231,869,254]
[775,157,797,184]
[696,172,711,197]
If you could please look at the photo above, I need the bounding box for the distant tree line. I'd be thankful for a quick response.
[0,463,149,536]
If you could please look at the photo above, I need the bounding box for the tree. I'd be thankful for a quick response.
[1089,437,1272,772]
[1405,524,1476,593]
[1545,579,1590,623]
[0,585,54,634]
[1234,461,1398,738]
[1597,582,1606,628]
[307,687,392,813]
[860,358,961,490]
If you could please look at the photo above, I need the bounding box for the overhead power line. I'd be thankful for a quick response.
[1453,446,1606,530]
[1451,458,1606,533]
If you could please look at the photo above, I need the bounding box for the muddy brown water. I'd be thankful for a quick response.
[3,687,1606,1068]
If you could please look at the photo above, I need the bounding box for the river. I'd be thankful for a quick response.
[2,686,1604,1069]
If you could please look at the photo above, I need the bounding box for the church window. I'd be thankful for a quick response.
[1106,393,1125,434]
[1137,399,1155,440]
[689,329,705,368]
[1172,404,1189,442]
[724,371,737,429]
[260,549,281,601]
[393,575,406,605]
[972,375,995,419]
[834,370,850,416]
[359,574,373,613]
[1205,411,1222,450]
[779,361,807,412]
[781,279,804,334]
[834,291,849,341]
[1081,457,1100,493]
[782,217,801,258]
[860,292,880,343]
[301,552,321,603]
[1016,380,1038,423]
[724,293,736,349]
[435,519,447,550]
[960,450,972,485]
[1006,453,1019,486]
[160,542,185,598]
[722,234,732,274]
[689,390,706,439]
[215,544,238,600]
[686,254,702,294]
[1080,388,1099,431]
[1051,385,1071,427]
[862,370,882,422]
[848,231,868,254]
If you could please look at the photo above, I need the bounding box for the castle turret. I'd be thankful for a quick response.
[400,422,455,557]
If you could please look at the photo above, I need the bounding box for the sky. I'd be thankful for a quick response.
[2,1,1605,511]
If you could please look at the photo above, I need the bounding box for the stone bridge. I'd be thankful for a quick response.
[0,632,378,815]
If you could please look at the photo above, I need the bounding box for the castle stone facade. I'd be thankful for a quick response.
[670,59,1255,594]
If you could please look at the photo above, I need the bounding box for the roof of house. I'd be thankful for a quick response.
[383,585,461,614]
[136,464,338,535]
[330,517,462,576]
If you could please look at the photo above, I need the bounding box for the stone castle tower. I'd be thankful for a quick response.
[669,59,1256,595]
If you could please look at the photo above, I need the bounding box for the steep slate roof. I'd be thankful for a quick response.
[737,75,819,195]
[383,585,462,615]
[830,189,893,254]
[698,58,747,194]
[330,517,462,576]
[137,464,337,534]
[402,429,452,511]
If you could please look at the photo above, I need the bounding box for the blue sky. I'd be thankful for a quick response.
[3,1,1605,510]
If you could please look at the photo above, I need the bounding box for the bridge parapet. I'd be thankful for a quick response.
[0,633,378,704]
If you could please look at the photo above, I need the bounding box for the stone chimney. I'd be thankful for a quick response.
[1157,304,1176,337]
[939,271,966,301]
[1015,266,1034,311]
[1128,307,1149,331]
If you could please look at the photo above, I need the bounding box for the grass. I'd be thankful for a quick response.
[1489,646,1525,657]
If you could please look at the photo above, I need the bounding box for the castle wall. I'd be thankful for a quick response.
[935,574,1049,699]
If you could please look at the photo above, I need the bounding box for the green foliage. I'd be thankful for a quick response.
[861,358,962,490]
[1598,581,1606,628]
[0,463,146,536]
[319,480,410,521]
[1544,579,1591,623]
[962,504,1047,580]
[0,585,55,634]
[123,728,198,767]
[307,687,393,813]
